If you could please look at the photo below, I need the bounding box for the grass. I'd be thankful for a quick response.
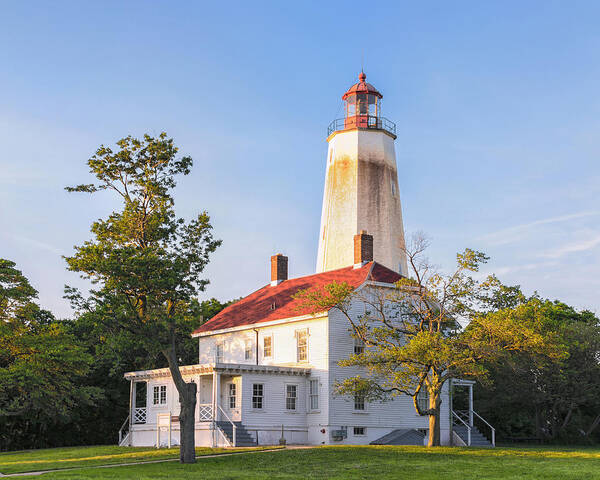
[0,444,279,474]
[3,445,600,479]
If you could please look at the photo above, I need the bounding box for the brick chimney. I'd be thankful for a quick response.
[271,254,288,286]
[354,230,373,267]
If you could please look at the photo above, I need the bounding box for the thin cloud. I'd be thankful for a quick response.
[479,211,600,246]
[8,234,63,255]
[541,234,600,259]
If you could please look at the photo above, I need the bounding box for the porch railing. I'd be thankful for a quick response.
[133,407,147,424]
[198,403,213,421]
[118,413,130,446]
[452,410,472,446]
[453,409,495,447]
[473,410,496,447]
[217,405,237,447]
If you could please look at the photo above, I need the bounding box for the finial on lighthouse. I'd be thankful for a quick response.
[359,71,366,82]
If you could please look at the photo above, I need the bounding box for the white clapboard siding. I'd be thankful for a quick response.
[327,286,450,433]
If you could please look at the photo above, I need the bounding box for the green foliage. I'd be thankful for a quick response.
[64,133,220,353]
[474,299,600,443]
[64,133,221,461]
[0,259,100,451]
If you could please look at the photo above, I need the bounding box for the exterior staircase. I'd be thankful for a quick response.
[453,424,493,447]
[451,410,495,447]
[216,421,256,446]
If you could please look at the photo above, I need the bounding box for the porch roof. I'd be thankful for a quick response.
[124,362,312,380]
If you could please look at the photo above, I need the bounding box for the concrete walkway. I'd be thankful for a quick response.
[0,447,291,478]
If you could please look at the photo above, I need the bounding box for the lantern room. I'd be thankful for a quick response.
[327,72,396,137]
[342,71,382,128]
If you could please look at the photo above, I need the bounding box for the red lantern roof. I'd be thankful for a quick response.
[342,71,383,101]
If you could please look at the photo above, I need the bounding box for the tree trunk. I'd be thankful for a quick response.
[586,414,600,437]
[163,347,197,464]
[427,392,441,447]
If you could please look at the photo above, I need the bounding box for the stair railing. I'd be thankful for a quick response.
[452,410,471,446]
[217,405,237,447]
[473,410,496,447]
[118,413,130,446]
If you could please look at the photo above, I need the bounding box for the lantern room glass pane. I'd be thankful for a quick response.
[346,101,356,117]
[357,94,368,115]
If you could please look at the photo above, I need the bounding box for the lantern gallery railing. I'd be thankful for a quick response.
[327,116,396,136]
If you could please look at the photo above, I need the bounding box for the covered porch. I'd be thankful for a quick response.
[120,363,311,447]
[450,379,495,447]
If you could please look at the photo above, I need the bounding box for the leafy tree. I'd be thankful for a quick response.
[295,234,557,446]
[475,299,600,443]
[65,133,221,463]
[0,259,99,450]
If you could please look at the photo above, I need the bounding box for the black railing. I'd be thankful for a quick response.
[327,116,396,137]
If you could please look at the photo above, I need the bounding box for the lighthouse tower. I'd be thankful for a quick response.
[316,72,408,276]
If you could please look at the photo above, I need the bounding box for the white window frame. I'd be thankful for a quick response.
[353,426,366,436]
[252,383,264,410]
[295,328,308,363]
[308,379,319,411]
[228,383,237,409]
[153,384,167,406]
[353,393,367,412]
[215,341,224,363]
[244,338,252,361]
[353,337,365,355]
[263,334,273,359]
[285,383,298,411]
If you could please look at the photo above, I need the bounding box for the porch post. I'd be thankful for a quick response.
[212,370,220,447]
[468,384,474,427]
[128,379,134,446]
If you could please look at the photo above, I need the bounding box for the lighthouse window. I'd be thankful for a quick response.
[357,94,368,115]
[346,99,356,117]
[391,181,396,197]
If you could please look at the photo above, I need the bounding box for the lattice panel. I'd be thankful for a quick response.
[133,407,147,424]
[198,404,213,421]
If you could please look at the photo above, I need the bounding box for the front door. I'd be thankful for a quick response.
[222,379,241,421]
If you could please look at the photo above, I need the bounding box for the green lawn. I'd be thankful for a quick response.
[0,445,278,474]
[4,445,600,479]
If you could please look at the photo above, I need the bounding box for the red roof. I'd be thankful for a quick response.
[193,262,402,335]
[342,72,383,100]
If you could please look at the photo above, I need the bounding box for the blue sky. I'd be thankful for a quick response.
[1,1,599,317]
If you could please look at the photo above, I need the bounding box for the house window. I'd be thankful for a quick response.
[252,384,264,409]
[228,383,236,409]
[244,339,252,360]
[286,384,297,410]
[353,427,366,436]
[309,379,319,410]
[263,335,272,358]
[417,389,429,412]
[216,341,224,362]
[296,329,308,363]
[353,337,365,355]
[354,394,366,411]
[153,385,167,406]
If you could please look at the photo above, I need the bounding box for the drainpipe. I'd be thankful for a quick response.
[253,329,259,365]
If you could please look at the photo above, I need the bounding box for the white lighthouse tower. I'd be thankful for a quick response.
[316,72,408,276]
